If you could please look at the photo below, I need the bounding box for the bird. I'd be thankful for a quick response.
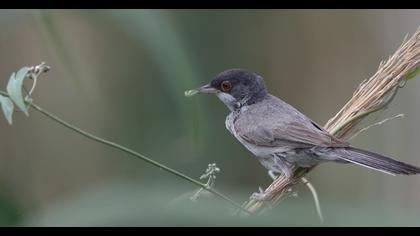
[187,68,420,198]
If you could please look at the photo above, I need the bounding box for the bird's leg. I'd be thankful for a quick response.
[250,171,281,201]
[251,169,290,201]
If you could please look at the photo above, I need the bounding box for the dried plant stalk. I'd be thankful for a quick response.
[243,27,420,214]
[325,28,420,139]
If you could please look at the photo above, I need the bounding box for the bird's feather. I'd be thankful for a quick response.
[325,147,420,175]
[233,95,348,149]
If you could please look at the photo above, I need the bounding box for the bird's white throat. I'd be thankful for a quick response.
[216,92,239,111]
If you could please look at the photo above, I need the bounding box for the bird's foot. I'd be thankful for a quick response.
[250,187,271,201]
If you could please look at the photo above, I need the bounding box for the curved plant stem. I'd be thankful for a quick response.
[329,86,400,137]
[0,90,251,215]
[301,177,323,224]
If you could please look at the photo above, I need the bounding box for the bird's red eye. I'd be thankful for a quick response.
[221,81,232,92]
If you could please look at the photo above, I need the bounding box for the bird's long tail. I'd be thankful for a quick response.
[331,147,420,175]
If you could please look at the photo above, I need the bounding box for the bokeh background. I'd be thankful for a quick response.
[0,9,419,226]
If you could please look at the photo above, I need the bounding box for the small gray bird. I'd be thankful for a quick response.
[189,69,420,183]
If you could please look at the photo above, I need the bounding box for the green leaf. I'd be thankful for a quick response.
[0,95,14,125]
[6,67,29,116]
[404,67,420,81]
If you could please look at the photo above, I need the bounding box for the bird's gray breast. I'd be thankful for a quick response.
[225,106,288,157]
[225,110,240,139]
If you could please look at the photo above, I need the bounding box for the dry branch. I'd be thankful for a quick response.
[242,27,420,214]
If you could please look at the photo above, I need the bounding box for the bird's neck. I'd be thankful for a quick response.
[217,89,268,112]
[236,89,269,110]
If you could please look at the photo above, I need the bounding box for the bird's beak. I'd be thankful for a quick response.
[185,83,218,97]
[197,84,218,94]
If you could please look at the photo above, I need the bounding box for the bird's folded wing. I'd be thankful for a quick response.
[239,120,348,148]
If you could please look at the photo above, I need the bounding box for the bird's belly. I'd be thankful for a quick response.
[234,135,292,157]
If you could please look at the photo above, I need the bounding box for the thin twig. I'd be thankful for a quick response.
[301,177,324,224]
[348,113,404,141]
[0,90,251,215]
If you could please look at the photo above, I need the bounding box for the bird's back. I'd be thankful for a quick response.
[230,94,347,152]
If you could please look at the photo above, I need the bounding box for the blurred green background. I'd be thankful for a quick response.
[0,9,420,226]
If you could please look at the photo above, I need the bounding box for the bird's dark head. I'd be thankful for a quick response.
[188,69,268,111]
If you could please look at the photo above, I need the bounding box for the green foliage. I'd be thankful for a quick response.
[0,66,31,125]
[6,67,29,116]
[404,67,420,81]
[0,95,14,124]
[0,64,49,124]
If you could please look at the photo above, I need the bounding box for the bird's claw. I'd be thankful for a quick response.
[250,187,270,201]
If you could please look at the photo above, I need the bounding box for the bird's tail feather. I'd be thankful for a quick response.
[332,147,420,175]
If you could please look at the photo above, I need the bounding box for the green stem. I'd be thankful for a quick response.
[0,90,251,215]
